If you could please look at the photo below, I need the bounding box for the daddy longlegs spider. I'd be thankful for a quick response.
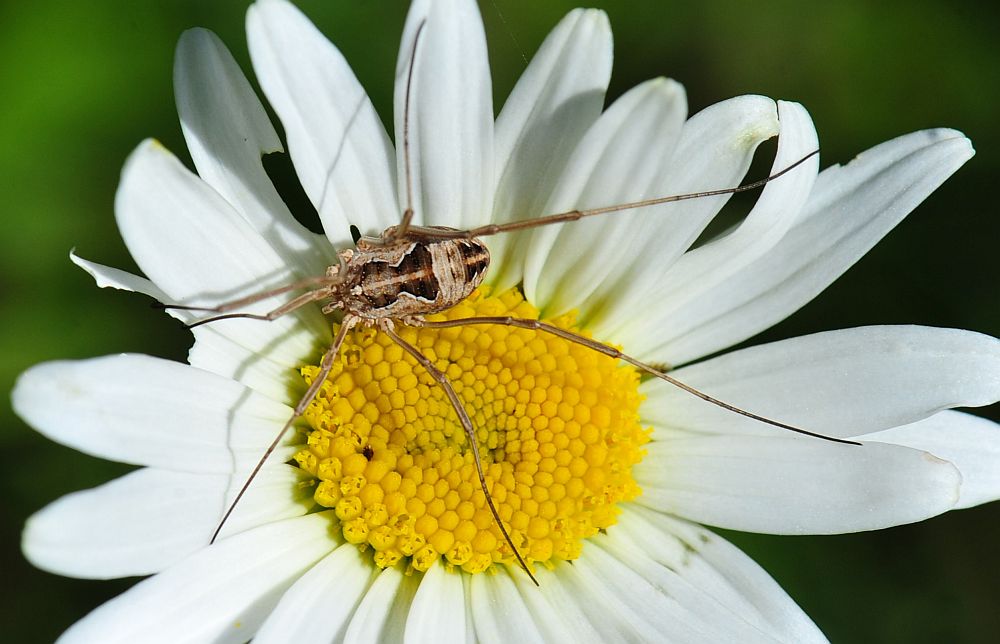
[160,22,858,586]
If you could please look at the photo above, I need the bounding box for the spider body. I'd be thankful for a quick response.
[326,226,490,320]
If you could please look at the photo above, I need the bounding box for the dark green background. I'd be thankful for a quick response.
[2,1,997,641]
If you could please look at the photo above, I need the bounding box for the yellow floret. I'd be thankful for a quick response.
[294,286,647,577]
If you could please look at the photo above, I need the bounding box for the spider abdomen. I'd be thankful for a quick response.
[335,230,490,320]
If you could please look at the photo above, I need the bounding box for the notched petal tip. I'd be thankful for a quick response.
[564,6,613,51]
[848,127,974,170]
[921,126,973,148]
[935,129,976,163]
[869,411,1000,510]
[920,450,964,508]
[730,95,779,149]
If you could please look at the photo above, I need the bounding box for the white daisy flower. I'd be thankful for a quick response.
[13,0,1000,641]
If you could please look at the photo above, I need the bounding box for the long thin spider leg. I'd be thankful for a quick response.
[155,274,336,315]
[380,321,540,586]
[383,19,426,244]
[210,316,359,544]
[187,287,332,329]
[399,150,819,241]
[409,316,861,447]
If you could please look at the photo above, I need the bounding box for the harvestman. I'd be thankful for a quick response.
[162,24,859,585]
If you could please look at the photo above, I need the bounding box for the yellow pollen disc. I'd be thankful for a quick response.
[294,286,649,575]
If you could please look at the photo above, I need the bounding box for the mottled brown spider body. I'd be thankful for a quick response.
[326,226,490,320]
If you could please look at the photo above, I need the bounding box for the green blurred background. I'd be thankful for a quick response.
[2,0,997,641]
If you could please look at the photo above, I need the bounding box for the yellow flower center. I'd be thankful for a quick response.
[293,286,649,575]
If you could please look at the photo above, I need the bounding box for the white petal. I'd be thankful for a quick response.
[213,463,316,541]
[174,27,332,274]
[469,570,545,644]
[247,0,399,242]
[612,505,827,643]
[625,128,974,364]
[524,94,777,318]
[255,545,376,643]
[12,354,296,473]
[603,100,818,342]
[587,538,784,642]
[489,8,613,289]
[636,435,960,534]
[183,310,329,402]
[405,560,468,643]
[641,326,1000,439]
[115,140,330,368]
[58,512,337,644]
[187,325,305,402]
[75,249,318,400]
[505,565,604,642]
[112,142,294,306]
[343,567,420,644]
[866,411,1000,509]
[394,0,493,229]
[22,466,309,579]
[72,249,310,398]
[70,251,168,301]
[24,468,222,579]
[524,78,688,316]
[558,536,742,642]
[70,252,205,332]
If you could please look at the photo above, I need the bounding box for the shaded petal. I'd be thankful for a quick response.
[187,325,307,403]
[866,411,1000,509]
[70,251,168,301]
[247,0,399,243]
[72,248,310,400]
[22,466,308,579]
[12,354,296,473]
[588,537,783,642]
[504,565,604,642]
[641,326,1000,439]
[394,0,493,229]
[555,536,742,642]
[636,435,960,534]
[525,94,777,318]
[469,570,546,644]
[524,78,688,316]
[174,26,332,274]
[405,561,468,643]
[255,545,376,643]
[625,128,974,364]
[58,512,337,644]
[342,567,420,644]
[115,140,330,371]
[601,100,818,341]
[611,505,827,642]
[489,8,613,289]
[462,575,477,642]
